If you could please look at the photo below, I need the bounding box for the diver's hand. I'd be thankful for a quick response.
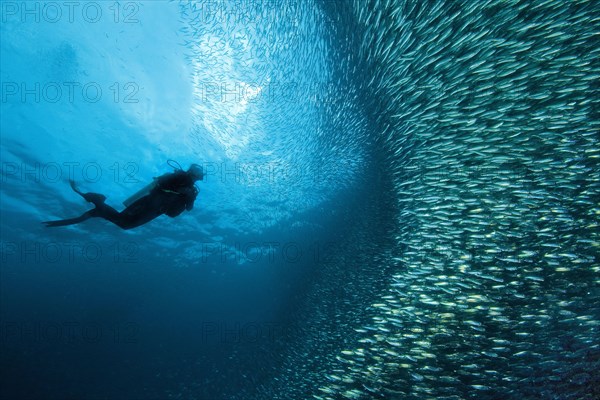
[179,186,197,211]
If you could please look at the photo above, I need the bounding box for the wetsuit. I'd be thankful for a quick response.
[43,171,198,230]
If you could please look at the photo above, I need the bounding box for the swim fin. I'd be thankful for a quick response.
[70,180,106,205]
[43,210,96,227]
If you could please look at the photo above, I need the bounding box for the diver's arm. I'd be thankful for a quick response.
[182,186,198,211]
[164,203,186,218]
[161,186,197,217]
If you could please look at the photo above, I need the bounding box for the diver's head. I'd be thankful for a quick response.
[187,164,204,181]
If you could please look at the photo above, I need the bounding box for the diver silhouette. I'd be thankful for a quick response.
[43,163,204,230]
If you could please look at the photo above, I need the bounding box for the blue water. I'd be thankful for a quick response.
[0,1,371,398]
[2,1,599,399]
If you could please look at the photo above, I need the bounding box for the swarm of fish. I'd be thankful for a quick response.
[180,0,599,398]
[298,0,600,399]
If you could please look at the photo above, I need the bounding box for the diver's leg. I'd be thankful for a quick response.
[43,204,135,230]
[81,201,151,230]
[43,209,97,227]
[108,196,163,230]
[69,180,106,205]
[90,202,135,229]
[52,183,163,230]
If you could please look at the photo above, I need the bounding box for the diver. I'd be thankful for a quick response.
[43,162,204,230]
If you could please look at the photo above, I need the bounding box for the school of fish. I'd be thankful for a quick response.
[179,0,599,398]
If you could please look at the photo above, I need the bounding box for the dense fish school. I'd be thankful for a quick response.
[311,1,599,399]
[180,0,599,399]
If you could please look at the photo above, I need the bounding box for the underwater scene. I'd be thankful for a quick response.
[0,0,598,399]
